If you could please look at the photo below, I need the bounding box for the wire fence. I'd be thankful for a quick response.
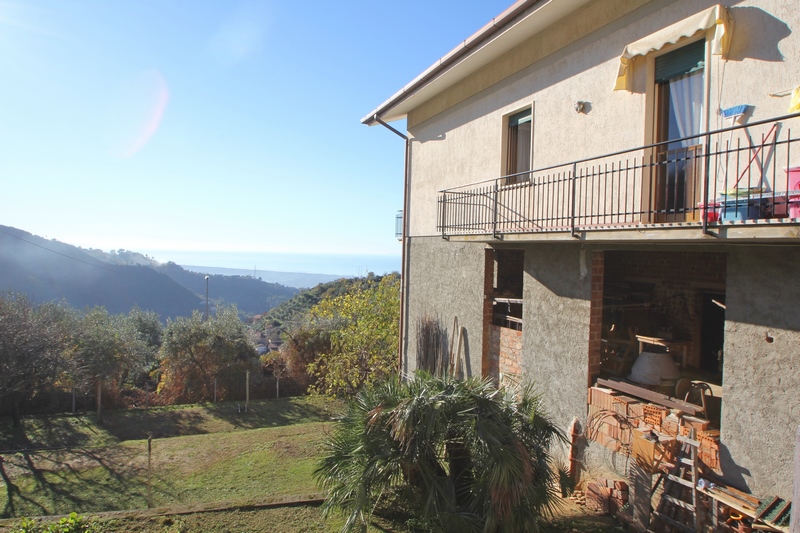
[6,371,308,419]
[0,395,333,520]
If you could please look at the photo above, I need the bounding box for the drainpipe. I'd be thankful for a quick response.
[373,114,410,376]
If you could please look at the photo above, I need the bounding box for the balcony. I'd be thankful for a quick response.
[437,113,800,242]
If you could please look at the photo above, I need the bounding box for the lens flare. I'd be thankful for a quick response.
[104,69,169,158]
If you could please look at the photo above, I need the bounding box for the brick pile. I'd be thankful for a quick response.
[586,478,629,515]
[587,386,721,472]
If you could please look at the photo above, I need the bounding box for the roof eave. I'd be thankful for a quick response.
[362,0,593,126]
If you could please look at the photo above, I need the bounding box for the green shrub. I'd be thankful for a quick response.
[15,512,99,533]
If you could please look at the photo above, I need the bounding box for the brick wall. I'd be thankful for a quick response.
[588,251,605,386]
[488,324,523,382]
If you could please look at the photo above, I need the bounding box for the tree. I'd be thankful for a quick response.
[315,372,569,532]
[0,294,72,426]
[305,274,399,396]
[158,305,258,403]
[71,307,143,419]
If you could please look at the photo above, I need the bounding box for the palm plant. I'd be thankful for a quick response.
[315,372,568,532]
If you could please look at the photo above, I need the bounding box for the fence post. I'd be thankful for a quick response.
[276,375,280,399]
[702,131,712,235]
[492,180,499,239]
[96,378,103,422]
[571,162,578,237]
[245,370,250,410]
[147,435,152,509]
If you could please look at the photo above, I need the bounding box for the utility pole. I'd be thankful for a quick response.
[204,275,210,321]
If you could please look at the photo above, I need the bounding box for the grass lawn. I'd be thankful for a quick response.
[0,397,341,519]
[0,396,624,532]
[0,396,341,451]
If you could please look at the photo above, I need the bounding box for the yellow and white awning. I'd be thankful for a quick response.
[614,4,733,91]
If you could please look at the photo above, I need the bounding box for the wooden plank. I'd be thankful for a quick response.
[663,494,695,511]
[668,474,694,488]
[676,435,700,448]
[691,437,700,533]
[653,510,696,532]
[597,378,701,415]
[720,483,761,507]
[700,487,758,515]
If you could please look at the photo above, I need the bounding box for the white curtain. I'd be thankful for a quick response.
[668,70,704,147]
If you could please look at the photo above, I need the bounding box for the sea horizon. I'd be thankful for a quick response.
[140,250,401,277]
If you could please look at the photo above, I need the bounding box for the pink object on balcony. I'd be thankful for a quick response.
[790,195,800,218]
[788,166,800,191]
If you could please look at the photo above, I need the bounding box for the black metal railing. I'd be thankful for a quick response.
[438,113,800,238]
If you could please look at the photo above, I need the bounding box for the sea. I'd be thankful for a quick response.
[140,250,401,277]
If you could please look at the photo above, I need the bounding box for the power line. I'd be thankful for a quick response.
[0,228,135,278]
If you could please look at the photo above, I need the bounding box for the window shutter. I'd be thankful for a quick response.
[508,108,532,127]
[655,39,705,83]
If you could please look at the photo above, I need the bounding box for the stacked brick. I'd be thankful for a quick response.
[587,386,721,472]
[490,325,522,378]
[586,478,629,515]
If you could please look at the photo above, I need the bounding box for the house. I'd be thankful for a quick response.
[363,0,800,521]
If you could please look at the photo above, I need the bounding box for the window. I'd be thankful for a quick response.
[506,108,532,184]
[653,39,705,222]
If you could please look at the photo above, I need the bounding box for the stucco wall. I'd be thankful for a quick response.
[405,0,800,237]
[403,236,800,498]
[403,237,486,377]
[721,245,800,498]
[522,243,593,430]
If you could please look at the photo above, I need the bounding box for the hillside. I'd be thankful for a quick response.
[182,265,344,289]
[259,273,397,344]
[0,226,200,319]
[156,262,298,316]
[0,225,298,319]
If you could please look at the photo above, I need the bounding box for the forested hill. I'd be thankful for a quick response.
[155,262,298,316]
[260,273,395,331]
[0,225,299,319]
[0,226,200,319]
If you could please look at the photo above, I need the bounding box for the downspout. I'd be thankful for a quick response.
[373,115,410,376]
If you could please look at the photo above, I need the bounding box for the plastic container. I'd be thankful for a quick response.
[790,194,800,218]
[697,201,720,222]
[719,198,760,221]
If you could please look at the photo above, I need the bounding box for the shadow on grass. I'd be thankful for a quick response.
[0,444,177,519]
[99,397,339,441]
[0,414,117,452]
[203,397,337,429]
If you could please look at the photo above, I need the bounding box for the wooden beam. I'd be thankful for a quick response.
[596,378,701,415]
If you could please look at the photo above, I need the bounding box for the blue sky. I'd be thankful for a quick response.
[0,0,510,268]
